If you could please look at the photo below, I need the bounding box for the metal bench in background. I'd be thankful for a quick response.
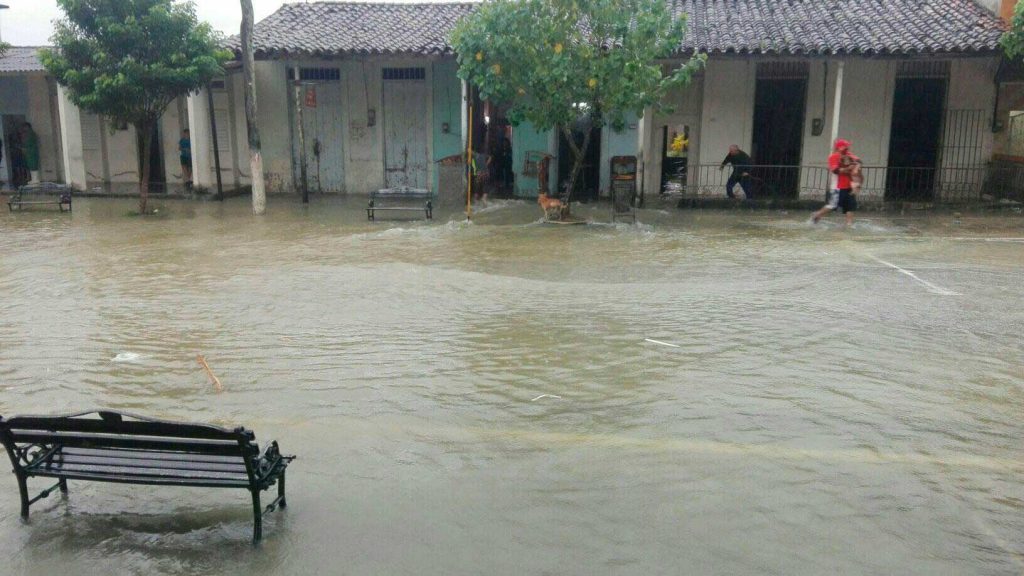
[7,183,72,212]
[367,187,433,221]
[0,410,294,545]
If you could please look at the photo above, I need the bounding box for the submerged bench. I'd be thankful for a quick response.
[7,183,72,212]
[367,187,433,221]
[0,410,294,544]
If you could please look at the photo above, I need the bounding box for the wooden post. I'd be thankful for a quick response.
[206,86,224,200]
[240,0,266,215]
[293,68,309,204]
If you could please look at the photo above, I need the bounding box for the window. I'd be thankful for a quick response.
[382,67,426,81]
[299,67,341,82]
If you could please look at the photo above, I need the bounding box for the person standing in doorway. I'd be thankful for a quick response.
[21,123,40,185]
[179,129,193,191]
[719,144,752,199]
[812,138,858,226]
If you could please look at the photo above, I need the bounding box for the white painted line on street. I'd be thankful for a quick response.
[531,394,562,402]
[644,338,681,348]
[945,237,1024,243]
[868,255,961,296]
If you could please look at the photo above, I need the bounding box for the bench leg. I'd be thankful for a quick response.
[277,471,287,509]
[58,478,68,497]
[251,490,263,545]
[15,472,29,519]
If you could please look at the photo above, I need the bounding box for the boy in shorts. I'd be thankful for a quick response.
[812,138,858,226]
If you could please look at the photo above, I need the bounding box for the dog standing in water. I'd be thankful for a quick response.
[537,193,568,220]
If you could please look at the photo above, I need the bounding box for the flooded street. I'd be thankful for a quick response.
[0,197,1022,575]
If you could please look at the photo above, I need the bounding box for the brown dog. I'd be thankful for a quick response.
[537,193,568,220]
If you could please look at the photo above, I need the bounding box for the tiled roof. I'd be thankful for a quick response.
[234,0,1005,58]
[675,0,1006,55]
[233,2,477,57]
[0,47,47,73]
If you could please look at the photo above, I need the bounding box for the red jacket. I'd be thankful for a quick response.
[828,152,858,190]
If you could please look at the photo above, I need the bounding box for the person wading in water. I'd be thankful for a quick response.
[812,138,859,226]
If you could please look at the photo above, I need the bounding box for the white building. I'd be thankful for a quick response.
[2,0,1021,204]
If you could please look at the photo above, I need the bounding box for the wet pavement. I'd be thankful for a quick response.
[0,196,1021,575]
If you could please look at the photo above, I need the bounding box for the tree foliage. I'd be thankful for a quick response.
[451,0,703,131]
[40,0,230,212]
[451,0,703,207]
[0,43,9,58]
[1001,0,1024,60]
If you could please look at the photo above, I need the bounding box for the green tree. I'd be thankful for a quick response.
[41,0,230,213]
[451,0,703,214]
[0,43,9,58]
[1002,1,1024,60]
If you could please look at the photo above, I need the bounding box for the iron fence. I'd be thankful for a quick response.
[661,163,1004,203]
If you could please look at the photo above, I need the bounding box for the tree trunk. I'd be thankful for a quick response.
[560,124,592,219]
[241,0,266,215]
[138,122,152,215]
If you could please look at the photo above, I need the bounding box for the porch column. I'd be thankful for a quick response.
[460,80,469,151]
[638,106,656,202]
[56,85,87,190]
[187,88,213,190]
[830,60,845,146]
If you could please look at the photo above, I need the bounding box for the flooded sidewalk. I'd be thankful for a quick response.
[0,197,1022,575]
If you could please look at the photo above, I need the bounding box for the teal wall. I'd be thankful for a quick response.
[512,122,552,198]
[600,113,640,194]
[432,60,463,193]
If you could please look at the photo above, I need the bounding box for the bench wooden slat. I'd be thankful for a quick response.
[36,461,249,481]
[44,453,248,474]
[9,431,251,456]
[26,469,252,488]
[7,415,245,440]
[59,446,245,465]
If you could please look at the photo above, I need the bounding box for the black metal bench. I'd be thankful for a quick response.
[367,187,433,221]
[7,183,72,212]
[0,410,294,544]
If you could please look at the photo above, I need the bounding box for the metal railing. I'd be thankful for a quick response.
[661,163,1002,203]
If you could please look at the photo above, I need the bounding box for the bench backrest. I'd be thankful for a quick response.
[0,411,259,468]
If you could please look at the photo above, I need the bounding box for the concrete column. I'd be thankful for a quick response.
[55,85,87,190]
[830,60,845,147]
[187,88,212,190]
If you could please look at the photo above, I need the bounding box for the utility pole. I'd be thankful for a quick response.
[240,0,266,214]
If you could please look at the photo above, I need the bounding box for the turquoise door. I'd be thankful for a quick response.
[383,67,429,190]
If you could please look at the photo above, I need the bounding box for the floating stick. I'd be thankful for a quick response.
[197,355,223,392]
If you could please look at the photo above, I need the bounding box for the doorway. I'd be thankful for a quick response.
[557,119,601,202]
[2,115,28,188]
[886,76,947,201]
[293,67,345,193]
[383,67,429,190]
[751,62,808,198]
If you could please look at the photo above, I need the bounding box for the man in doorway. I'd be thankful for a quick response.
[179,129,192,191]
[719,144,752,199]
[21,123,39,185]
[812,138,858,226]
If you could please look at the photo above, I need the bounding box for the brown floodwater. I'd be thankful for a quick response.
[0,196,1021,575]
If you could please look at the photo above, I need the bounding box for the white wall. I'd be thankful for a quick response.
[160,97,189,191]
[254,60,292,194]
[798,59,897,199]
[939,57,999,200]
[641,75,703,197]
[698,60,755,197]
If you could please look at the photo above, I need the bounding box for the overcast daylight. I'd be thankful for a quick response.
[0,0,1021,573]
[2,0,305,45]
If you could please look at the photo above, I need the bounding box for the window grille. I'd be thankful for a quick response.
[299,67,341,82]
[382,67,426,81]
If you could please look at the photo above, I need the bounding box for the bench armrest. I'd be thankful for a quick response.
[253,440,295,483]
